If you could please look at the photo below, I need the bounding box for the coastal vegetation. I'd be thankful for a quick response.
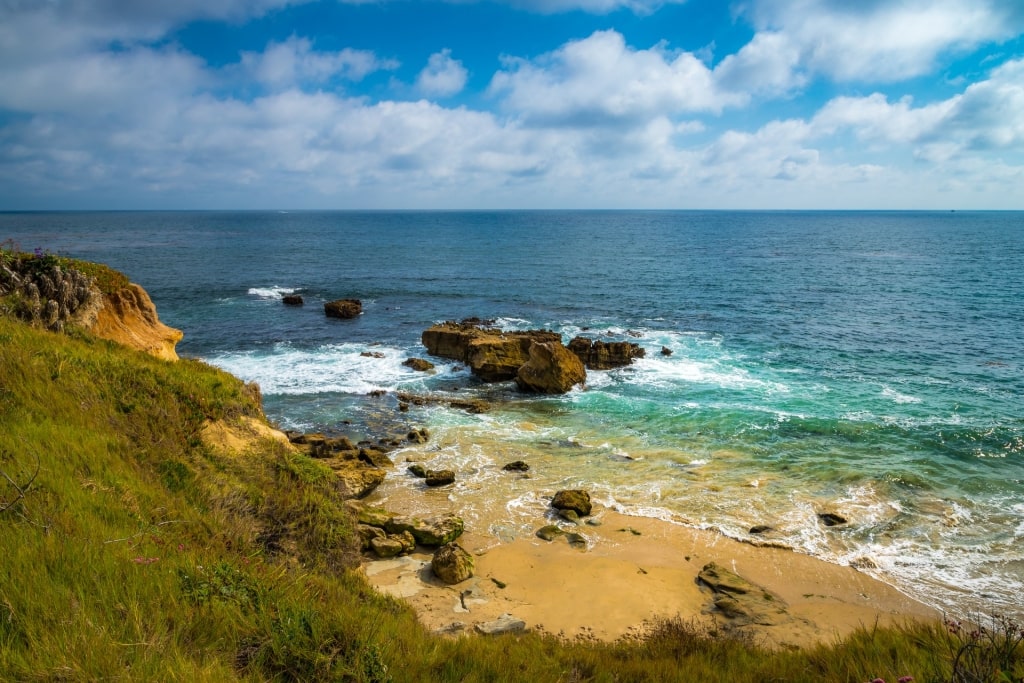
[1,249,1022,681]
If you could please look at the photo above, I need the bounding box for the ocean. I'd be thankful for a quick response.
[2,209,1022,619]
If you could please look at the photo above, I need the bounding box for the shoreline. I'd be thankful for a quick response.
[361,503,939,647]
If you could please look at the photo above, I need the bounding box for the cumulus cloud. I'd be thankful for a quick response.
[741,0,1024,82]
[416,49,469,97]
[812,58,1024,160]
[240,37,399,89]
[490,30,740,126]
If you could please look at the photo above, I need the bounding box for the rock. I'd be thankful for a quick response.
[331,463,386,499]
[515,341,587,394]
[396,392,491,414]
[421,322,562,382]
[407,463,427,478]
[425,469,455,487]
[475,614,526,635]
[502,460,530,472]
[407,428,429,444]
[749,525,773,535]
[818,512,848,527]
[358,448,392,469]
[567,337,646,370]
[358,524,385,550]
[432,542,475,584]
[558,509,580,525]
[308,436,356,458]
[551,489,592,517]
[403,357,435,372]
[282,294,304,306]
[360,351,385,358]
[351,504,392,528]
[535,525,565,542]
[386,514,464,546]
[661,346,673,356]
[370,531,416,558]
[565,532,588,550]
[398,402,409,412]
[697,562,787,626]
[324,298,362,319]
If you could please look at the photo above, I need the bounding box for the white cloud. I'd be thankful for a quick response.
[240,37,399,88]
[741,0,1024,82]
[503,0,685,14]
[811,58,1024,160]
[490,30,740,126]
[416,49,469,97]
[712,31,805,98]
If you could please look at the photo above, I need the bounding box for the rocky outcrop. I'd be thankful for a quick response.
[89,283,183,361]
[402,357,435,372]
[324,298,362,319]
[697,562,788,626]
[282,294,304,306]
[421,321,562,382]
[567,337,645,370]
[515,341,586,394]
[396,392,491,414]
[386,513,465,546]
[551,489,592,517]
[432,542,475,584]
[475,614,526,635]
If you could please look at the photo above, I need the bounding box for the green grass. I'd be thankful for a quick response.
[1,265,1022,682]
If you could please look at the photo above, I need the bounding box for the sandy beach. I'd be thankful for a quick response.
[361,504,939,648]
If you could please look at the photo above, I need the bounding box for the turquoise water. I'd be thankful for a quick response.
[3,210,1022,617]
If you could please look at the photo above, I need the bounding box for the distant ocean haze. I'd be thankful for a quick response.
[3,209,1023,619]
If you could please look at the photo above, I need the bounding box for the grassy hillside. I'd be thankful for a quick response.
[0,259,1020,681]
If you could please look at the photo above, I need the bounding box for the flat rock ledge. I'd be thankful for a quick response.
[475,614,526,636]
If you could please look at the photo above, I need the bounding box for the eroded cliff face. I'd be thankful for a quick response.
[88,283,183,361]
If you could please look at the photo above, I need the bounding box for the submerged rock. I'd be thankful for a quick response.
[818,512,848,527]
[536,525,566,542]
[425,469,456,487]
[502,460,530,472]
[432,542,475,584]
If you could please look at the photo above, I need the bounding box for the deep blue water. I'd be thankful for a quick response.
[3,210,1023,617]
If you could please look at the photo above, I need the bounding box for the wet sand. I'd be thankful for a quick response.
[361,506,938,648]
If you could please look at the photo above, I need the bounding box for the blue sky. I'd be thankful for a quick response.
[1,0,1022,209]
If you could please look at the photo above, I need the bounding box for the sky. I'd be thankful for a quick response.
[1,0,1023,210]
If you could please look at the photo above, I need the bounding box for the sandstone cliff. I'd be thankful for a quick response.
[88,283,183,361]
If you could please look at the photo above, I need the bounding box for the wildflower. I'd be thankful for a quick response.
[898,677,914,683]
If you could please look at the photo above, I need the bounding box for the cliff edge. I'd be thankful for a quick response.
[88,282,183,361]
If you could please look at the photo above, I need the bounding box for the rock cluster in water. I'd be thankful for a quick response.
[421,320,645,394]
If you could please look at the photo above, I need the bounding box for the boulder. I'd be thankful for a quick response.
[358,447,393,469]
[360,351,385,359]
[386,514,464,546]
[425,469,455,487]
[406,428,429,444]
[551,490,592,516]
[660,346,673,356]
[370,533,411,558]
[407,463,427,478]
[431,542,475,584]
[567,337,646,370]
[502,461,530,472]
[697,562,788,626]
[282,294,304,306]
[330,463,386,499]
[324,298,362,319]
[358,524,385,550]
[403,357,435,372]
[515,341,586,394]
